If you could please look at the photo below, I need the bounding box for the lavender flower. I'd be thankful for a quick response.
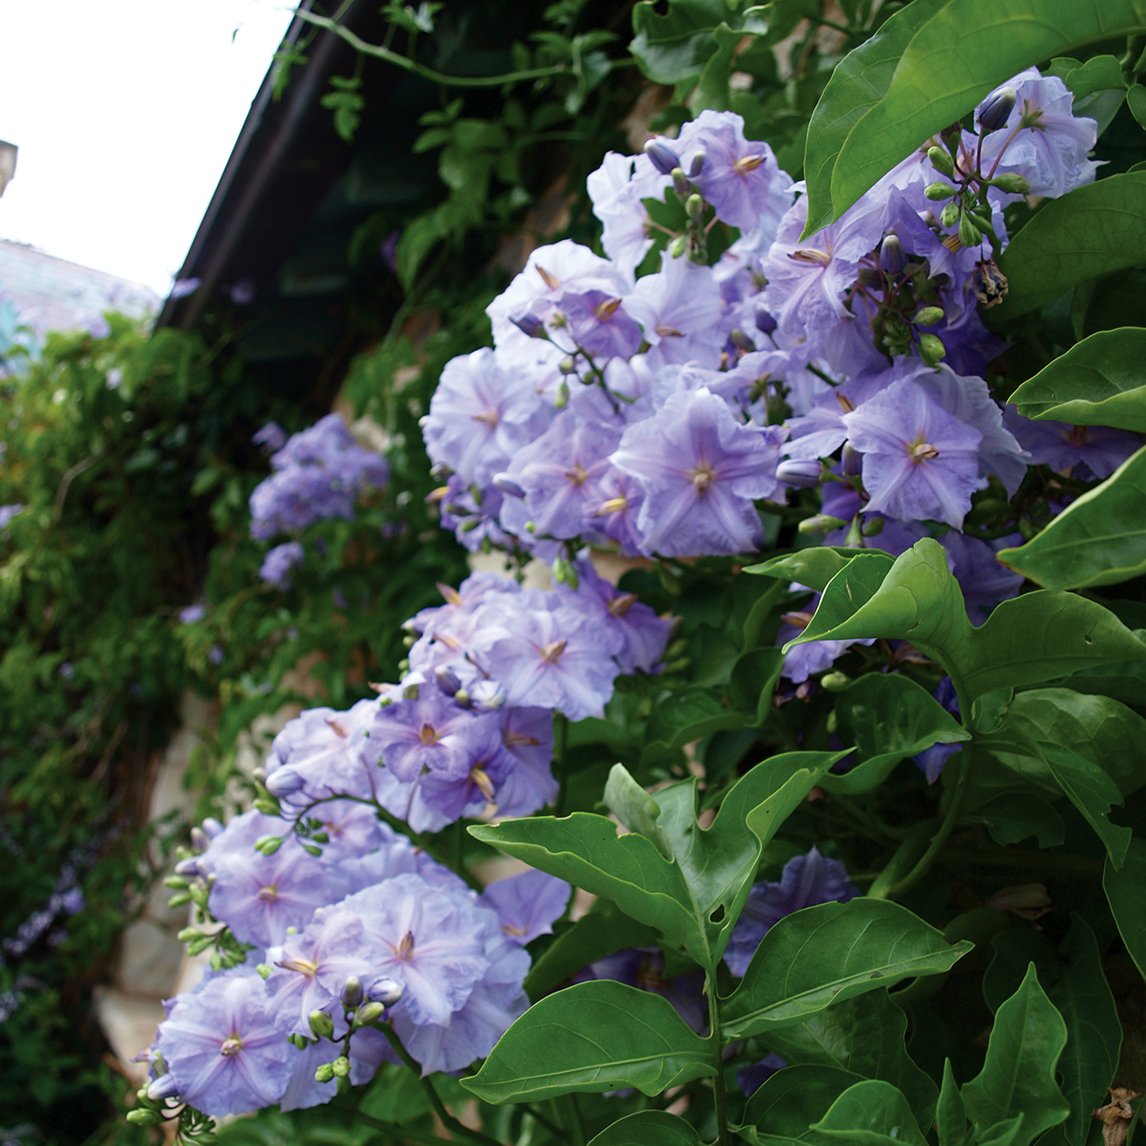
[259,540,304,590]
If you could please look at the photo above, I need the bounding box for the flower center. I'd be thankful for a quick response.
[735,153,765,175]
[257,884,278,903]
[789,247,832,267]
[908,439,940,463]
[470,767,496,802]
[565,464,588,487]
[418,723,439,746]
[395,930,416,961]
[220,1035,242,1057]
[689,462,716,491]
[540,639,567,664]
[279,956,318,978]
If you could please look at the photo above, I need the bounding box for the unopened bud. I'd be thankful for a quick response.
[253,797,280,816]
[166,891,192,909]
[366,976,403,1006]
[841,443,863,478]
[957,212,981,248]
[331,1055,351,1078]
[353,1001,387,1028]
[926,145,955,178]
[510,313,543,338]
[555,381,569,409]
[309,1009,335,1039]
[314,1063,335,1084]
[797,513,847,536]
[820,671,850,692]
[977,86,1016,133]
[265,767,305,798]
[672,168,690,198]
[913,306,944,327]
[454,687,472,708]
[754,305,777,335]
[918,333,947,365]
[991,173,1030,195]
[668,235,688,259]
[434,665,461,697]
[686,193,704,220]
[939,201,960,228]
[878,234,905,275]
[558,356,576,375]
[776,458,823,489]
[146,1074,180,1102]
[688,148,706,177]
[491,472,526,498]
[126,1109,163,1127]
[729,327,755,353]
[643,138,680,176]
[254,834,283,856]
[924,181,956,202]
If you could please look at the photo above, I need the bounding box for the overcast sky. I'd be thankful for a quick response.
[0,1,295,295]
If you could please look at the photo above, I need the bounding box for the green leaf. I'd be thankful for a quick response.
[1039,743,1131,869]
[803,0,1146,234]
[587,1110,705,1146]
[604,764,674,860]
[1008,328,1146,432]
[1103,836,1146,981]
[649,750,846,966]
[744,547,893,593]
[961,964,1069,1140]
[644,686,750,759]
[461,980,714,1103]
[468,813,703,962]
[721,899,973,1039]
[997,446,1146,589]
[629,0,756,84]
[976,1115,1027,1145]
[824,673,969,795]
[809,1079,928,1144]
[934,1060,972,1146]
[762,990,937,1123]
[1040,916,1122,1146]
[965,792,1064,848]
[1129,82,1146,128]
[741,1065,866,1142]
[994,172,1146,319]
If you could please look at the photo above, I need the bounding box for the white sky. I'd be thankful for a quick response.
[0,1,296,295]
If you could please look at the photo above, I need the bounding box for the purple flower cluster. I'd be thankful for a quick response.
[421,84,1133,636]
[149,805,571,1116]
[249,413,390,542]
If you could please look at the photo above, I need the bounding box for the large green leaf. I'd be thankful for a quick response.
[762,990,937,1123]
[468,813,703,962]
[1039,743,1131,869]
[1008,328,1146,432]
[633,750,846,967]
[587,1110,705,1146]
[824,673,969,795]
[721,899,973,1039]
[1103,836,1146,981]
[803,0,1146,234]
[961,965,1069,1140]
[629,0,767,84]
[1040,917,1122,1146]
[461,980,714,1103]
[997,446,1146,589]
[934,1060,971,1146]
[788,541,1146,706]
[994,172,1146,319]
[809,1080,928,1145]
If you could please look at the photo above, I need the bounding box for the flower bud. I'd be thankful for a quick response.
[685,193,704,220]
[668,235,688,259]
[841,443,863,478]
[977,86,1016,133]
[926,145,955,178]
[353,1001,387,1028]
[558,356,576,375]
[339,975,365,1009]
[146,1074,180,1102]
[913,306,944,327]
[776,458,823,488]
[820,671,850,692]
[555,381,569,409]
[797,513,847,536]
[991,172,1030,195]
[254,834,283,856]
[173,857,202,878]
[265,768,305,798]
[433,665,462,697]
[254,797,280,816]
[939,201,960,228]
[957,212,981,249]
[453,687,472,708]
[729,327,755,353]
[510,313,543,338]
[688,148,706,177]
[309,1009,335,1039]
[672,168,691,198]
[754,305,777,335]
[878,234,905,275]
[918,333,947,366]
[924,181,956,202]
[491,472,526,498]
[332,1056,351,1078]
[366,976,403,1006]
[314,1063,335,1084]
[126,1109,163,1127]
[643,138,680,176]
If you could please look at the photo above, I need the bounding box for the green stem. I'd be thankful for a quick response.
[869,749,975,900]
[555,1094,587,1146]
[554,713,570,816]
[295,9,586,88]
[379,1024,503,1146]
[706,973,732,1146]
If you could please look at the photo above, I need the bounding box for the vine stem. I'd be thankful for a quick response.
[706,971,732,1146]
[868,747,975,900]
[378,1023,503,1146]
[294,9,582,88]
